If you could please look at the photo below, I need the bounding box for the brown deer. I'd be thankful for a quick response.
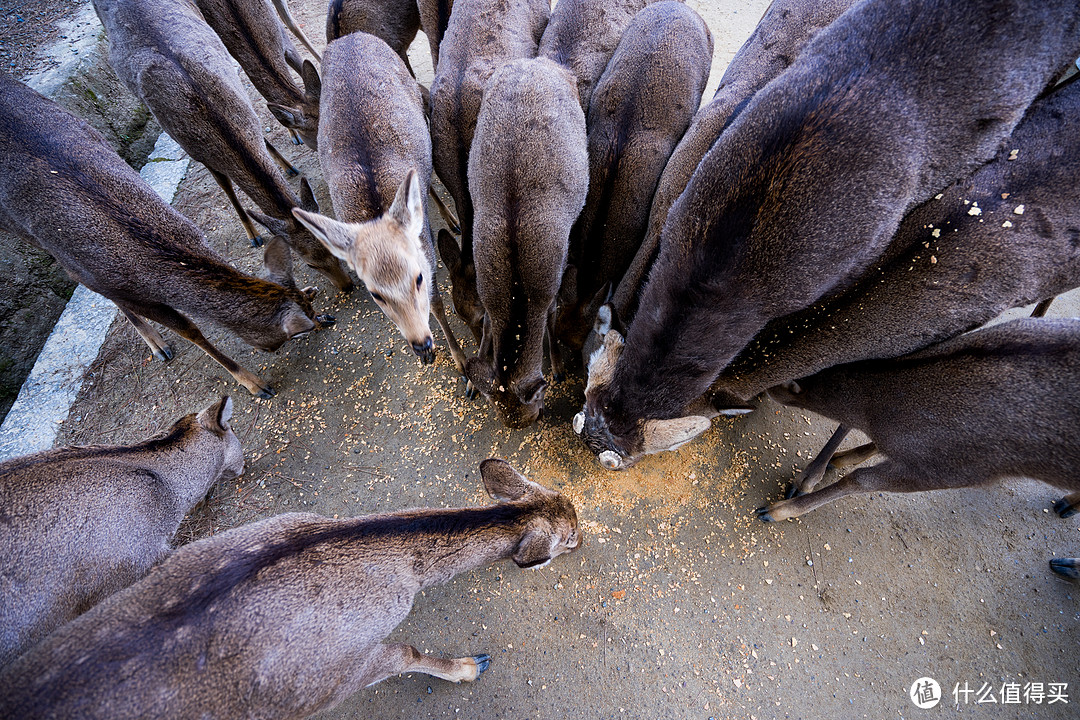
[0,72,332,398]
[577,0,1080,470]
[193,0,320,146]
[756,319,1080,523]
[92,0,352,291]
[608,0,857,332]
[429,0,550,343]
[464,57,588,428]
[557,1,713,357]
[537,0,653,115]
[326,0,453,74]
[289,33,466,373]
[712,70,1080,422]
[0,458,581,719]
[0,397,242,667]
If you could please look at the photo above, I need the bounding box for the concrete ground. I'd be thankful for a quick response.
[44,0,1080,718]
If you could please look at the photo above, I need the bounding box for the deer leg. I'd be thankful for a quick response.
[360,643,490,688]
[127,301,276,399]
[546,305,565,383]
[428,186,460,234]
[829,442,878,470]
[1053,491,1080,519]
[210,170,265,247]
[1049,558,1080,581]
[785,424,851,499]
[268,0,322,63]
[264,138,299,176]
[118,307,174,361]
[758,460,911,522]
[1031,298,1054,317]
[430,288,467,375]
[465,315,493,400]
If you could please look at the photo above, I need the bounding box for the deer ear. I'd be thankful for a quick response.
[512,528,556,569]
[480,457,532,501]
[465,357,497,396]
[291,208,356,263]
[585,328,624,393]
[518,377,547,407]
[268,103,303,130]
[437,228,462,271]
[250,210,287,237]
[197,396,233,435]
[282,308,317,337]
[388,169,424,241]
[262,236,295,288]
[301,60,321,103]
[641,416,711,454]
[299,177,319,213]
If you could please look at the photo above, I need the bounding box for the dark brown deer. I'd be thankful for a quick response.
[757,318,1080,522]
[0,458,581,719]
[92,0,352,291]
[289,33,466,373]
[193,0,319,146]
[465,57,588,428]
[327,0,420,74]
[430,0,550,343]
[0,72,332,398]
[556,1,712,356]
[608,0,857,331]
[577,0,1080,470]
[712,71,1080,414]
[0,397,242,667]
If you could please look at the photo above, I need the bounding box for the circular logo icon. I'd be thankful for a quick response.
[910,677,942,709]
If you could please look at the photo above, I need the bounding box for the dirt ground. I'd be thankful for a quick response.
[29,0,1080,718]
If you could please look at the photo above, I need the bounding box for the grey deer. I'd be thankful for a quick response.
[430,0,550,344]
[465,57,589,428]
[326,0,452,75]
[556,0,713,356]
[712,71,1080,497]
[757,319,1080,525]
[290,32,466,373]
[577,0,1080,470]
[0,72,332,398]
[0,397,242,667]
[0,458,581,719]
[93,0,353,291]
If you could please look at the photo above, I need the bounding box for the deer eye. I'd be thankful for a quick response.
[415,273,423,290]
[370,291,385,304]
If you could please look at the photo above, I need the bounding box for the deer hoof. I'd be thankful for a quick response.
[1053,498,1078,519]
[473,654,491,677]
[1050,558,1080,581]
[784,482,805,500]
[315,314,336,328]
[254,385,276,400]
[285,166,299,178]
[465,381,477,400]
[552,370,565,384]
[755,505,778,523]
[250,234,267,248]
[153,346,175,362]
[448,221,461,234]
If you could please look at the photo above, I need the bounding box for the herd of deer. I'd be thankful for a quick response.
[1,0,1079,715]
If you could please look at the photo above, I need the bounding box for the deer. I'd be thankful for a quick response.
[606,0,857,335]
[575,0,1080,470]
[556,1,712,358]
[269,0,323,63]
[0,72,333,398]
[537,0,653,116]
[192,0,320,147]
[92,0,353,292]
[755,318,1080,526]
[464,57,588,428]
[430,0,550,344]
[326,0,421,75]
[0,458,581,719]
[288,32,466,374]
[711,72,1080,499]
[0,397,242,667]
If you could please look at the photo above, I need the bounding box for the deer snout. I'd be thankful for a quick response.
[411,337,436,364]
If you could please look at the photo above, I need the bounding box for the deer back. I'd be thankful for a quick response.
[466,57,588,428]
[0,397,241,667]
[0,459,579,719]
[716,74,1080,403]
[582,0,1080,468]
[559,1,712,354]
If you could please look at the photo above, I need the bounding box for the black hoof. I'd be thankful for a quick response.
[285,166,300,178]
[292,136,303,146]
[315,314,336,327]
[784,482,803,500]
[448,222,461,234]
[250,235,266,248]
[256,386,276,399]
[203,483,217,504]
[755,506,777,523]
[465,383,478,400]
[154,346,175,362]
[552,371,565,384]
[1049,558,1080,580]
[473,654,491,675]
[1054,498,1078,519]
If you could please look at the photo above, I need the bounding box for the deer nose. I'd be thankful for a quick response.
[412,338,435,364]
